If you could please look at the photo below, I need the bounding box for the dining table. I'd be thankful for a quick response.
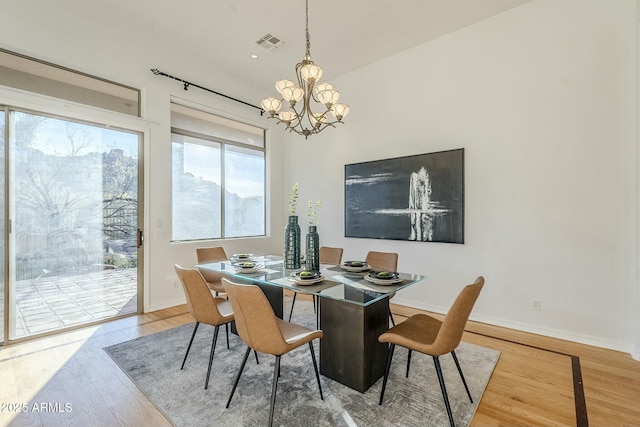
[196,254,427,393]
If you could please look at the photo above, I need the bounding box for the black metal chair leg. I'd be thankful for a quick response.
[254,350,260,364]
[288,293,298,321]
[226,346,251,408]
[268,355,281,427]
[379,344,395,405]
[308,342,323,400]
[451,350,473,403]
[433,356,455,427]
[389,307,396,326]
[406,349,412,378]
[181,322,200,369]
[225,323,230,349]
[204,325,220,389]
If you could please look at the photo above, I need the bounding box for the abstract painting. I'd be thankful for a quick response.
[345,148,464,243]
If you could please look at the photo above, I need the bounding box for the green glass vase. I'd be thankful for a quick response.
[306,225,320,272]
[284,215,301,269]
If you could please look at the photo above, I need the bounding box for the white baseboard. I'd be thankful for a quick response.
[393,297,632,355]
[148,296,186,313]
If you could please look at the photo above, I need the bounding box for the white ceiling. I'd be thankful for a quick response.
[104,0,532,94]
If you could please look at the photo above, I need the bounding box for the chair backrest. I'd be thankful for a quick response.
[431,276,484,355]
[222,278,288,355]
[319,246,343,265]
[365,251,398,272]
[196,246,228,284]
[174,264,226,325]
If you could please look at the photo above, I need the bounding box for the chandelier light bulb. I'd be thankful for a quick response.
[261,97,282,116]
[314,82,334,97]
[331,104,350,121]
[300,63,323,83]
[281,86,304,105]
[278,111,297,124]
[318,89,340,108]
[275,79,295,95]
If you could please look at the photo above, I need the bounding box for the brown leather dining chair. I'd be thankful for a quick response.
[222,278,324,427]
[365,250,399,326]
[288,246,343,322]
[174,264,235,390]
[195,246,228,296]
[378,276,485,427]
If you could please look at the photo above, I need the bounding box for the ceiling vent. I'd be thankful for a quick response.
[255,34,285,51]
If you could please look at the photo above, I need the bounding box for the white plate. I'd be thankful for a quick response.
[231,253,254,262]
[341,262,370,272]
[288,275,324,285]
[364,275,403,285]
[232,261,263,274]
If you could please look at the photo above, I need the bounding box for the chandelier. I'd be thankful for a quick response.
[261,0,349,139]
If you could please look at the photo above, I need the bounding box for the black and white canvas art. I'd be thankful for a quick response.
[345,148,464,243]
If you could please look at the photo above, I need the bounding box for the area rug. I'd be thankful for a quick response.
[104,298,500,427]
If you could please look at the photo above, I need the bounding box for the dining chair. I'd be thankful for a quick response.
[174,264,235,390]
[378,276,485,427]
[196,246,228,296]
[365,251,399,326]
[288,246,343,323]
[222,278,324,427]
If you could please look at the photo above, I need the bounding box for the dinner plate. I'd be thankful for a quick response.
[364,271,403,285]
[232,261,263,273]
[230,253,254,262]
[341,261,370,272]
[288,271,324,285]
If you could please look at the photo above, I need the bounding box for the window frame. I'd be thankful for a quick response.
[170,108,266,242]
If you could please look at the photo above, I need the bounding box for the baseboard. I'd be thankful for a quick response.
[392,297,632,355]
[148,296,186,313]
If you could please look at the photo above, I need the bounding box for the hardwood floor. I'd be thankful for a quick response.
[1,301,639,427]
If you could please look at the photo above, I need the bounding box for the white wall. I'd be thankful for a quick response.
[285,0,639,353]
[0,0,286,312]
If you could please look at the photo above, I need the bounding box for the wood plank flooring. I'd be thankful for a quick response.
[1,301,639,427]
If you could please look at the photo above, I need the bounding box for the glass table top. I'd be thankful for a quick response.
[196,255,427,307]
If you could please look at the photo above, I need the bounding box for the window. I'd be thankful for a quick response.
[0,49,140,116]
[171,104,265,241]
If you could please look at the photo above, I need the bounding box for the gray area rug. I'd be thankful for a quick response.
[104,298,500,427]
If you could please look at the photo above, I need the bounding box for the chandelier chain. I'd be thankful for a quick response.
[305,0,311,58]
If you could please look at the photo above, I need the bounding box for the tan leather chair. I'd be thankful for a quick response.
[365,251,399,326]
[196,246,228,295]
[378,276,485,427]
[174,264,234,389]
[222,278,324,427]
[288,246,343,322]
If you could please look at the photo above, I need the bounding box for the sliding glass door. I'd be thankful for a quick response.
[5,108,142,341]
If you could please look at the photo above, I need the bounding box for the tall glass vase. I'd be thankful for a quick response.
[306,225,320,272]
[284,215,301,269]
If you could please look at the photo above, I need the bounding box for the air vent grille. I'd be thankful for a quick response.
[255,34,285,50]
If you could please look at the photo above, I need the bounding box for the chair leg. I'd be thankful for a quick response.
[451,350,473,403]
[288,292,298,321]
[379,343,395,405]
[181,322,200,369]
[308,342,323,400]
[269,355,281,427]
[225,323,230,349]
[389,305,396,326]
[204,325,220,389]
[226,346,252,408]
[433,356,455,427]
[406,349,412,378]
[254,350,260,364]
